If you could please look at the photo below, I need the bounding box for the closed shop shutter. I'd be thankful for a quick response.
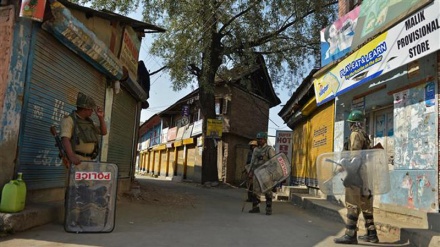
[308,102,334,187]
[107,89,137,178]
[19,30,106,190]
[176,146,185,177]
[292,121,308,185]
[186,146,196,180]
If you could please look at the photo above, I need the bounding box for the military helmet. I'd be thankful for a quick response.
[256,132,267,139]
[76,92,96,110]
[347,110,364,122]
[248,140,258,146]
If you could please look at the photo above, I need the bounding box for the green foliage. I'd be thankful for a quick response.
[70,0,338,94]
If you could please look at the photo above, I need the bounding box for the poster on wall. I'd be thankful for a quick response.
[379,82,438,212]
[393,85,436,170]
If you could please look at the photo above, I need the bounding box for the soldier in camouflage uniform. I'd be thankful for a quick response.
[245,140,258,202]
[248,132,276,215]
[334,110,379,244]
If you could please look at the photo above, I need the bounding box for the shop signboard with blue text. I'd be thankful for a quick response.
[314,0,439,105]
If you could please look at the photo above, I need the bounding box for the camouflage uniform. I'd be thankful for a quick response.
[335,110,379,244]
[249,142,276,215]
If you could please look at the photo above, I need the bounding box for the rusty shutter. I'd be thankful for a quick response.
[106,88,138,178]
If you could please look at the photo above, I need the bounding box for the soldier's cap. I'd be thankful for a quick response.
[256,132,267,139]
[76,92,96,110]
[248,140,258,146]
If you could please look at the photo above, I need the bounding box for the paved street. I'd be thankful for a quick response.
[0,176,407,247]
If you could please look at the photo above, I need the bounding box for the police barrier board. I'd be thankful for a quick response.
[64,161,118,233]
[254,153,291,194]
[316,149,390,196]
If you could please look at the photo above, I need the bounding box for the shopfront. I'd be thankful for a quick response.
[314,0,439,212]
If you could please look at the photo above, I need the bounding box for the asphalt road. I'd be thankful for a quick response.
[0,176,407,247]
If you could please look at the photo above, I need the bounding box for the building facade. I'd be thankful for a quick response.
[0,0,164,205]
[138,57,280,184]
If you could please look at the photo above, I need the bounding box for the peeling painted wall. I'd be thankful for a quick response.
[0,16,32,187]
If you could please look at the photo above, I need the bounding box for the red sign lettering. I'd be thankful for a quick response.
[74,172,112,181]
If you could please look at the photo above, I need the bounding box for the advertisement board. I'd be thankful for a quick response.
[314,0,440,105]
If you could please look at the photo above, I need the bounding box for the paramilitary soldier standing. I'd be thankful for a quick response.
[61,92,108,227]
[248,132,276,215]
[245,140,258,202]
[61,92,107,165]
[334,110,379,244]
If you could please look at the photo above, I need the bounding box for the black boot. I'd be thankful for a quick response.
[334,233,358,244]
[265,206,272,215]
[358,230,379,243]
[248,207,260,213]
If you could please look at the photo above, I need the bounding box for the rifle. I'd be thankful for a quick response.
[50,126,70,168]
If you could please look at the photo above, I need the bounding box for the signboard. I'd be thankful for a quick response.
[183,124,194,139]
[161,127,169,144]
[206,119,222,138]
[321,6,360,66]
[167,127,177,142]
[314,0,440,105]
[176,126,185,140]
[119,26,140,81]
[191,119,203,136]
[182,105,190,116]
[275,131,293,161]
[41,2,123,80]
[20,0,47,22]
[351,0,432,49]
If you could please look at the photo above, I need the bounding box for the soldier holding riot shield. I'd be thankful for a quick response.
[334,110,379,244]
[248,132,276,215]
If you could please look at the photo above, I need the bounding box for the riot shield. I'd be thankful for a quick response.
[253,153,291,194]
[64,161,118,233]
[316,149,390,196]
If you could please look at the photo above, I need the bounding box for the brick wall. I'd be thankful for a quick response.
[229,86,269,139]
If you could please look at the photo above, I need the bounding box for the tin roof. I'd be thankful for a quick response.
[58,0,166,33]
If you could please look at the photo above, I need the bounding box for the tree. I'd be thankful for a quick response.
[72,0,338,183]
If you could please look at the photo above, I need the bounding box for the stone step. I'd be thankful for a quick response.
[400,228,440,247]
[282,185,308,194]
[427,213,440,232]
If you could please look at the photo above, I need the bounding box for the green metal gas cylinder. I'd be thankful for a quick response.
[0,173,27,213]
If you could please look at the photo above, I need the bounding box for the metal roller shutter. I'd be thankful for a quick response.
[308,102,334,187]
[107,88,137,178]
[18,29,106,190]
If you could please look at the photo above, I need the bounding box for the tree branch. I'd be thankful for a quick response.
[225,0,337,53]
[218,1,257,35]
[149,66,168,76]
[188,63,201,77]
